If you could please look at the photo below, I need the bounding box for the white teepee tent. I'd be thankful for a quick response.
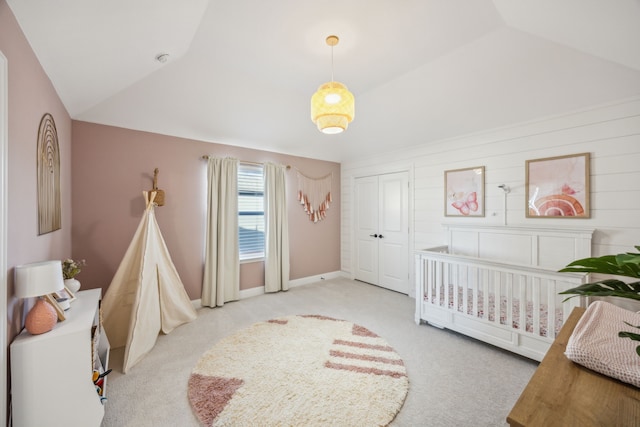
[102,191,197,373]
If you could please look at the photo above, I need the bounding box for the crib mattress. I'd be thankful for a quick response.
[425,284,563,337]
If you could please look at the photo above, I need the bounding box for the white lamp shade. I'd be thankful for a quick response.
[14,260,65,298]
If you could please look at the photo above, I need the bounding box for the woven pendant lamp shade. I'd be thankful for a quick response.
[311,82,355,134]
[310,35,355,134]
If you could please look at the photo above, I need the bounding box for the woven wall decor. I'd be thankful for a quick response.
[37,113,61,235]
[296,171,332,223]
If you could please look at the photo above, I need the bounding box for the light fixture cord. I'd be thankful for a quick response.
[331,44,334,82]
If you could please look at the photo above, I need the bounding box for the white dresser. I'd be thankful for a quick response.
[10,288,110,427]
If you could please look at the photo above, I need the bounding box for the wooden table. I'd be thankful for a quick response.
[507,306,640,427]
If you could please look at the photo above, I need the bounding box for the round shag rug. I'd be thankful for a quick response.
[188,315,409,426]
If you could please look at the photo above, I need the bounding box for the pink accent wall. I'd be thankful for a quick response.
[0,2,337,414]
[1,1,72,339]
[72,121,340,299]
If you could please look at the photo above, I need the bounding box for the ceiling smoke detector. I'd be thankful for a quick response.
[155,53,170,63]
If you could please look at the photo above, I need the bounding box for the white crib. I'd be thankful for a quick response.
[414,225,594,361]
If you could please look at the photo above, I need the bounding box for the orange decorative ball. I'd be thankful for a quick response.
[25,299,57,334]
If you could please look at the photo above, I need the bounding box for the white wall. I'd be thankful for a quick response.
[341,97,640,284]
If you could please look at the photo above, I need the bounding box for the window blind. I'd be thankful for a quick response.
[238,164,264,260]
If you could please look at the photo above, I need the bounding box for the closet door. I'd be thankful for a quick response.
[354,176,379,285]
[378,172,409,293]
[354,172,409,294]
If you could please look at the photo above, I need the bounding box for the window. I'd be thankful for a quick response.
[238,163,264,260]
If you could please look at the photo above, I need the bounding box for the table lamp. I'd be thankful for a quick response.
[15,260,65,334]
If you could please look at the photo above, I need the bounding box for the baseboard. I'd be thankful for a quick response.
[239,286,265,299]
[192,271,347,307]
[288,270,345,288]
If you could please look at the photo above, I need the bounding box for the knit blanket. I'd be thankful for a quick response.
[565,301,640,388]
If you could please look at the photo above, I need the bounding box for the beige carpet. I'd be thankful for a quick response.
[188,315,408,426]
[103,278,538,426]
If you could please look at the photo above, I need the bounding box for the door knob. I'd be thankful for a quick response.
[369,234,378,238]
[378,234,384,238]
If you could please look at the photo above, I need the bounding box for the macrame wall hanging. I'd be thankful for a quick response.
[296,171,332,223]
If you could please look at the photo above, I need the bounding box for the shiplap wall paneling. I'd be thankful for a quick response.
[341,98,640,277]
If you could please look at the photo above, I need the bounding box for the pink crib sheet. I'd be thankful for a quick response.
[425,284,563,337]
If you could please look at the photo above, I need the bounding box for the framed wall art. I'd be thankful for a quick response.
[526,152,590,218]
[37,113,61,234]
[444,166,484,217]
[54,286,76,304]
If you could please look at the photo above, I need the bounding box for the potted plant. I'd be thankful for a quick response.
[559,246,640,355]
[61,258,86,293]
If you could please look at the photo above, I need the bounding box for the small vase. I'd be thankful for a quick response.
[64,278,81,293]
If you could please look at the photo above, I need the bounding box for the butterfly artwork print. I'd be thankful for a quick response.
[444,166,485,217]
[451,191,479,216]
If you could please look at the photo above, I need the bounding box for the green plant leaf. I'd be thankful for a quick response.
[618,331,640,341]
[559,247,640,302]
[618,323,640,359]
[560,250,640,278]
[618,326,640,357]
[620,253,640,263]
[559,279,640,301]
[616,253,640,277]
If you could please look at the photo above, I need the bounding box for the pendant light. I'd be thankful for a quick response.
[310,35,355,134]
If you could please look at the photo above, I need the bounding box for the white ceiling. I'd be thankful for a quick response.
[8,0,640,162]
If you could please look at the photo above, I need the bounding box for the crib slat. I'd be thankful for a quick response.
[437,260,440,304]
[462,265,468,315]
[481,269,488,320]
[452,263,458,313]
[416,254,426,324]
[443,260,449,310]
[472,267,478,317]
[429,259,434,303]
[494,271,501,325]
[426,258,433,304]
[519,275,526,333]
[547,279,556,339]
[532,277,541,336]
[506,273,513,329]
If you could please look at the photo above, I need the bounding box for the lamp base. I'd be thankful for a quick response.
[25,298,58,335]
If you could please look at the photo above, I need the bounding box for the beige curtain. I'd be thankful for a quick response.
[202,157,239,307]
[264,162,290,292]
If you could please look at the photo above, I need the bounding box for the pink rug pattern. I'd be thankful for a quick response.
[188,315,408,426]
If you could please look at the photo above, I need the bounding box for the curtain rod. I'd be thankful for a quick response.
[201,155,291,170]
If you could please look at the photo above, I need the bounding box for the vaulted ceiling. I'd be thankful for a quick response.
[8,0,640,162]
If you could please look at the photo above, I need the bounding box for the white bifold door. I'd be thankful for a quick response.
[354,171,409,294]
